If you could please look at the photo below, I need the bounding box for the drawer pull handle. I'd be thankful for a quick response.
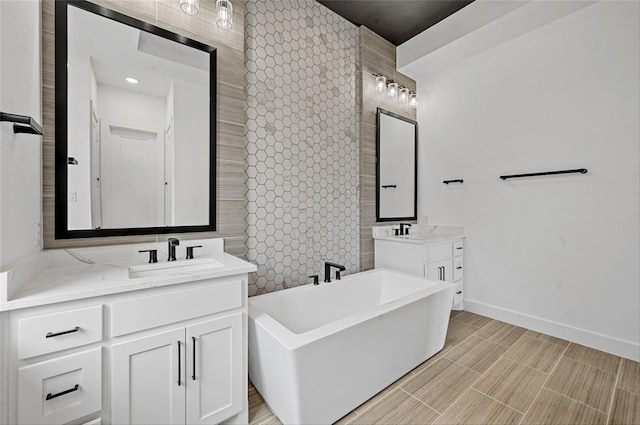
[456,247,463,250]
[192,336,196,381]
[45,326,80,338]
[46,384,79,400]
[456,291,462,295]
[177,341,182,386]
[456,266,463,270]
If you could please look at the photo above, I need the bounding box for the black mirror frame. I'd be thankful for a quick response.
[375,108,418,222]
[54,0,217,239]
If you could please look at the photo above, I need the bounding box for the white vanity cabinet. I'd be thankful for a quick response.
[2,275,249,425]
[374,236,465,309]
[111,313,242,425]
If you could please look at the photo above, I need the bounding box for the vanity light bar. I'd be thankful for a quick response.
[371,73,417,108]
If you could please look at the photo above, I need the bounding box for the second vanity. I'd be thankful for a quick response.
[0,238,256,425]
[374,225,465,310]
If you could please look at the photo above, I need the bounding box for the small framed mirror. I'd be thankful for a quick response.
[55,0,217,239]
[376,108,418,222]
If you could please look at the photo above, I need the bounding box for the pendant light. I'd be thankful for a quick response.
[216,0,233,30]
[179,0,199,15]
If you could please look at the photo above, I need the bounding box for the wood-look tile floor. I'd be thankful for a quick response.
[249,310,640,425]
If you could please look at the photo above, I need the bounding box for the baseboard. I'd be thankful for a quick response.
[464,299,640,362]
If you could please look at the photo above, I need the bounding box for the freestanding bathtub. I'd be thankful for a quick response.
[248,268,454,424]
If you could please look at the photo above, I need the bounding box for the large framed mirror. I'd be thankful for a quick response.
[376,108,417,222]
[55,0,217,239]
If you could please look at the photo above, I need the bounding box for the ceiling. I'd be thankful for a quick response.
[317,0,474,46]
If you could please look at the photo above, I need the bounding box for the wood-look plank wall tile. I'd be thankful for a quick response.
[361,150,377,176]
[222,237,247,258]
[219,121,246,148]
[360,46,395,76]
[42,30,55,87]
[393,72,416,92]
[89,0,157,24]
[360,26,395,63]
[218,81,246,125]
[41,0,55,33]
[156,0,244,52]
[217,45,245,88]
[361,253,374,271]
[218,143,246,164]
[42,141,56,197]
[361,123,376,153]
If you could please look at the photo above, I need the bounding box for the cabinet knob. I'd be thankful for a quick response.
[456,266,462,270]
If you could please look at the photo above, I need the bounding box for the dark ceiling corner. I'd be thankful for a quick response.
[316,0,474,46]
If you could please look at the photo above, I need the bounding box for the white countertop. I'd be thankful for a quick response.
[372,224,465,244]
[0,238,256,312]
[373,234,464,244]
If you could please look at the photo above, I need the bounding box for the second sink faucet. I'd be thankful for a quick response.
[400,223,412,235]
[168,238,180,261]
[324,262,346,283]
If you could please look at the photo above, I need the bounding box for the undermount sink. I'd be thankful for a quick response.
[128,257,224,279]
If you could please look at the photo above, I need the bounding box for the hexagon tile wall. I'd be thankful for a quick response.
[245,0,360,296]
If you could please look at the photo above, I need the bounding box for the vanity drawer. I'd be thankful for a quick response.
[18,305,103,360]
[423,243,452,263]
[453,240,464,256]
[452,282,463,307]
[453,256,464,281]
[111,279,242,337]
[18,347,102,425]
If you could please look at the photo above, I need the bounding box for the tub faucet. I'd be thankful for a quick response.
[168,238,180,261]
[324,262,346,283]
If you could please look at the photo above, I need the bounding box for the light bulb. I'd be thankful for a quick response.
[375,75,386,94]
[409,92,418,108]
[387,81,398,99]
[179,0,199,15]
[217,0,233,30]
[399,87,409,103]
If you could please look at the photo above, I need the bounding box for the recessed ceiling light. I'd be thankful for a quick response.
[125,77,139,84]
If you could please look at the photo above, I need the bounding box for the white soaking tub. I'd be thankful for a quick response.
[248,268,454,424]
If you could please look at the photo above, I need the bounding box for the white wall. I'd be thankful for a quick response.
[407,2,639,359]
[0,0,42,269]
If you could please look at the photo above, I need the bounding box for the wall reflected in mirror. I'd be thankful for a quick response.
[64,2,212,232]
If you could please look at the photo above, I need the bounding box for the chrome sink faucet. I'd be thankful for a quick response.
[168,238,180,261]
[324,262,346,283]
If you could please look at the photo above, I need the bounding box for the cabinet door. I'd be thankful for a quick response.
[425,259,453,282]
[112,328,185,425]
[186,313,242,425]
